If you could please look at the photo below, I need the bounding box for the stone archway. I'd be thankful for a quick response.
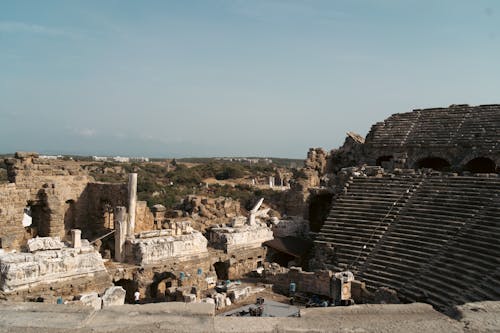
[150,272,177,300]
[415,157,451,171]
[464,157,496,173]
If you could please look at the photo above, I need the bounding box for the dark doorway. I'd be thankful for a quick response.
[64,200,76,239]
[309,193,334,232]
[114,279,138,304]
[28,201,49,237]
[415,157,451,171]
[214,261,229,280]
[464,157,496,173]
[376,156,394,169]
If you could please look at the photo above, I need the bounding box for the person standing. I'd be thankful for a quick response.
[134,290,140,304]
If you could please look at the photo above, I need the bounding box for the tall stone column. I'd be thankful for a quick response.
[71,229,81,248]
[127,173,138,238]
[114,206,127,262]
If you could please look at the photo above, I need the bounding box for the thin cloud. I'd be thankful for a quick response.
[229,0,348,23]
[0,21,79,38]
[74,128,97,137]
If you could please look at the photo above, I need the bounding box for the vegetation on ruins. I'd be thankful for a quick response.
[86,160,293,211]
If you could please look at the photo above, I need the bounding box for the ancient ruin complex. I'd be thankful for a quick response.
[0,152,273,304]
[0,103,499,331]
[307,104,500,314]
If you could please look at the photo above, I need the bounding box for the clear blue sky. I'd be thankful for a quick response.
[1,1,499,158]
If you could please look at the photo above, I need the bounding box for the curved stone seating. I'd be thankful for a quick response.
[316,173,500,312]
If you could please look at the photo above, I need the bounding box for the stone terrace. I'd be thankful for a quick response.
[315,172,500,312]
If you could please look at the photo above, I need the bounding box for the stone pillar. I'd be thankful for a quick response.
[114,206,127,262]
[269,176,275,188]
[71,229,81,248]
[127,173,138,238]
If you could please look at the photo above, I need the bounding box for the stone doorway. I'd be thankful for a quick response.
[464,157,496,173]
[214,261,229,280]
[308,193,333,232]
[415,157,451,171]
[376,155,394,169]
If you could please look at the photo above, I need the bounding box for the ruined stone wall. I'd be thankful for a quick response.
[77,182,128,238]
[0,153,129,250]
[264,266,333,297]
[0,184,31,250]
[363,104,500,170]
[135,201,155,232]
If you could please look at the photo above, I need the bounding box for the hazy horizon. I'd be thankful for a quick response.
[1,1,499,158]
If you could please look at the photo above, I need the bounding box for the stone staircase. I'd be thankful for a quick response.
[316,174,422,274]
[315,173,500,312]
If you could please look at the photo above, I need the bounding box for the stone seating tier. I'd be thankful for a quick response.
[315,172,500,312]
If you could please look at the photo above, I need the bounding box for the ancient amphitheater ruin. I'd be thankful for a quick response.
[311,104,500,312]
[0,104,499,332]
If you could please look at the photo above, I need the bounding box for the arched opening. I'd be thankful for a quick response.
[308,193,333,232]
[27,199,50,237]
[415,157,451,171]
[464,157,496,173]
[64,200,76,240]
[376,155,394,169]
[114,279,138,304]
[150,272,177,300]
[213,261,229,280]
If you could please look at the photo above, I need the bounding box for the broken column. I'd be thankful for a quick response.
[71,229,81,248]
[114,206,127,262]
[248,198,264,225]
[127,173,137,238]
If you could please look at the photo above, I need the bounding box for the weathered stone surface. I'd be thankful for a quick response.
[27,237,65,252]
[209,223,273,252]
[271,216,309,237]
[0,245,108,293]
[101,286,126,308]
[78,292,102,310]
[128,231,208,265]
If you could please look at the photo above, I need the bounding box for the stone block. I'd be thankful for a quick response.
[79,292,102,310]
[183,294,197,303]
[101,286,126,308]
[27,237,65,252]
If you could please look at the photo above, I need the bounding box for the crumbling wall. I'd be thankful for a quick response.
[77,182,128,237]
[135,201,155,233]
[0,184,31,250]
[0,153,130,250]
